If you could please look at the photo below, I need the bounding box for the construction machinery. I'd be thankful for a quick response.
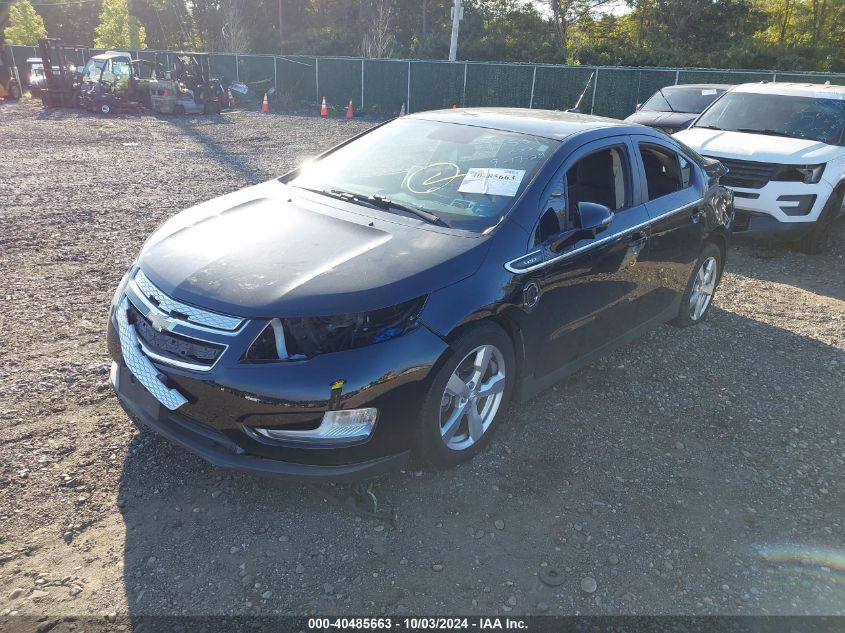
[79,50,148,113]
[37,38,78,107]
[148,52,226,115]
[0,41,22,100]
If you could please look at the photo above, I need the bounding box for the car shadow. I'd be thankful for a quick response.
[728,215,845,302]
[116,303,845,617]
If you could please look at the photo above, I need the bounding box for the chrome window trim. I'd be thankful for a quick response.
[132,269,244,332]
[504,199,703,274]
[126,296,228,373]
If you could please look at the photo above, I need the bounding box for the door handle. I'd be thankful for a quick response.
[629,230,648,246]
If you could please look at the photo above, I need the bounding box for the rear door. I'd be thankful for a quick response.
[633,137,707,315]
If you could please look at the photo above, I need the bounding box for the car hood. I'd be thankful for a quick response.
[624,111,696,130]
[138,179,489,318]
[674,127,845,163]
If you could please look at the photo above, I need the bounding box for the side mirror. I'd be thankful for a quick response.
[549,202,613,253]
[577,201,613,236]
[636,102,642,110]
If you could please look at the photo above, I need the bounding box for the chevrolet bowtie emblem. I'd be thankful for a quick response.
[148,311,172,333]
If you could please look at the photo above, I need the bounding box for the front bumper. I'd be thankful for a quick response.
[107,287,449,479]
[112,363,408,481]
[731,179,832,227]
[731,210,816,239]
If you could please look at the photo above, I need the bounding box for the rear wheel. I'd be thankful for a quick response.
[414,322,514,467]
[797,189,844,254]
[174,104,185,115]
[9,84,21,100]
[99,103,112,115]
[671,241,723,328]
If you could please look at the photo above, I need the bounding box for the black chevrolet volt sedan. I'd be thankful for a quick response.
[107,108,733,480]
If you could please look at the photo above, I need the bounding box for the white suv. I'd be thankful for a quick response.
[675,82,845,252]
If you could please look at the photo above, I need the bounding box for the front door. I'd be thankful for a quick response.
[525,138,660,379]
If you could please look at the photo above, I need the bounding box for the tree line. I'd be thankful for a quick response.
[4,0,845,72]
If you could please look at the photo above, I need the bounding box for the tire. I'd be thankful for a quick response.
[9,84,21,100]
[174,104,185,115]
[797,189,844,254]
[671,241,723,328]
[99,103,111,115]
[414,321,515,467]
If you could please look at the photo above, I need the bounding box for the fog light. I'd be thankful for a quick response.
[252,408,378,444]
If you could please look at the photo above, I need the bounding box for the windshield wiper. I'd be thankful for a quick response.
[369,194,449,227]
[695,124,725,131]
[736,128,798,139]
[658,88,676,113]
[293,185,449,227]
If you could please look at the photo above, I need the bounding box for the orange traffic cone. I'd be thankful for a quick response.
[345,100,354,119]
[227,88,235,108]
[399,103,405,117]
[261,92,270,113]
[320,96,329,117]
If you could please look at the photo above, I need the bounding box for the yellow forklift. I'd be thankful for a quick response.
[0,39,23,100]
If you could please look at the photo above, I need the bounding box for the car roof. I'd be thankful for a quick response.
[731,81,845,99]
[90,52,131,61]
[408,108,640,141]
[663,83,732,90]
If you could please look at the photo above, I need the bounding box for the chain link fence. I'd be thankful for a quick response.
[7,43,845,119]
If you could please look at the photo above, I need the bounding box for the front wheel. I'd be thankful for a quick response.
[414,322,514,467]
[671,241,723,328]
[797,189,843,254]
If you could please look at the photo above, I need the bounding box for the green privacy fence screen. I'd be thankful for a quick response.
[7,44,845,119]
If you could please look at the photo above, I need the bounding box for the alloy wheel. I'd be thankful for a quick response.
[439,344,506,451]
[689,256,718,321]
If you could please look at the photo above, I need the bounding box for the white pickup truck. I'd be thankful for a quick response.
[675,82,845,253]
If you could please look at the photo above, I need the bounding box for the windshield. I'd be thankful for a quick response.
[82,58,106,83]
[641,86,726,114]
[695,91,845,145]
[288,119,556,232]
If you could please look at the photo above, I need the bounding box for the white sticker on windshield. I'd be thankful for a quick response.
[701,89,717,95]
[458,168,526,197]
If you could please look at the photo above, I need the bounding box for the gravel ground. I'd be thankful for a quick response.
[1,98,844,620]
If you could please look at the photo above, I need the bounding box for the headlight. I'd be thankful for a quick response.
[776,163,825,184]
[242,296,427,361]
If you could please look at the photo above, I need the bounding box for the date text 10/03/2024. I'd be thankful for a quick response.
[307,617,529,630]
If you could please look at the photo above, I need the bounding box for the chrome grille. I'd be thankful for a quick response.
[132,270,244,331]
[706,156,779,189]
[128,301,224,369]
[116,297,188,410]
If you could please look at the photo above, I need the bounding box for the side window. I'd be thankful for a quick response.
[534,146,629,244]
[639,143,683,200]
[534,174,566,244]
[679,155,692,188]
